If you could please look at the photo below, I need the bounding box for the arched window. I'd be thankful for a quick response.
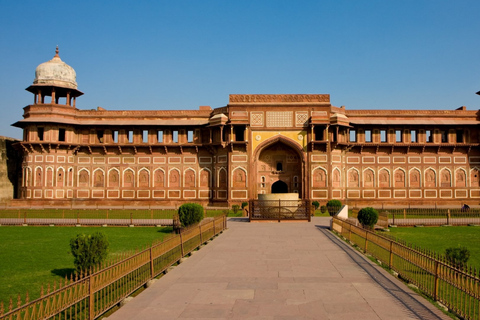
[276,162,283,171]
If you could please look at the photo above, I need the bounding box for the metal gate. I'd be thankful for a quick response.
[249,199,312,222]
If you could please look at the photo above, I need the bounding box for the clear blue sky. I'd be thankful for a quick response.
[1,0,479,139]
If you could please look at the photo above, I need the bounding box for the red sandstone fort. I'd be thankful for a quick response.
[5,48,480,208]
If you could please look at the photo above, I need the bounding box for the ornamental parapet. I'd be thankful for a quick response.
[229,94,330,104]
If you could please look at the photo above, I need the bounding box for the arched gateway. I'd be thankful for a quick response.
[253,137,305,199]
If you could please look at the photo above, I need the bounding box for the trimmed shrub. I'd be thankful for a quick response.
[445,247,470,268]
[312,201,320,210]
[70,232,109,274]
[357,207,379,229]
[320,205,327,214]
[178,203,204,227]
[326,199,342,216]
[232,205,240,214]
[241,202,248,209]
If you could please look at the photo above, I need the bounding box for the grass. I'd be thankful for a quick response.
[0,226,172,305]
[314,210,331,217]
[388,226,480,269]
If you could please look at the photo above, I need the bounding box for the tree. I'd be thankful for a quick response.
[70,232,109,274]
[178,203,204,227]
[445,247,470,268]
[357,207,379,229]
[326,199,342,216]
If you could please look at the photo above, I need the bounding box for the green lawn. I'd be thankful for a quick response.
[388,226,480,268]
[0,226,172,305]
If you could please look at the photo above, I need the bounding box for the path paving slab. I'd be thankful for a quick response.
[107,217,450,319]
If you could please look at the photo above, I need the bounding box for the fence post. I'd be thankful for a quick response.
[392,212,395,226]
[23,211,26,224]
[151,209,153,220]
[179,231,184,257]
[199,224,203,244]
[130,212,133,226]
[150,247,154,279]
[447,209,450,225]
[364,230,368,253]
[77,210,79,225]
[213,218,216,236]
[403,208,406,220]
[107,209,109,220]
[89,274,94,320]
[278,199,281,222]
[224,214,227,229]
[389,240,393,269]
[434,260,439,301]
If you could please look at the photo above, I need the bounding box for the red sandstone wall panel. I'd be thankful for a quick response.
[378,190,391,198]
[311,155,327,162]
[122,190,135,198]
[439,157,451,164]
[347,190,360,198]
[454,157,466,164]
[168,157,181,164]
[93,157,105,164]
[137,190,150,198]
[92,190,104,198]
[123,157,135,164]
[232,155,247,162]
[469,157,480,164]
[77,190,89,198]
[311,190,328,199]
[153,157,166,164]
[362,190,375,198]
[56,190,64,198]
[184,190,196,198]
[199,157,212,164]
[107,190,120,198]
[218,155,227,163]
[138,157,151,164]
[393,157,406,164]
[108,157,121,164]
[362,157,375,164]
[470,190,480,198]
[217,190,227,199]
[408,157,421,164]
[424,190,437,198]
[394,190,406,198]
[455,190,468,198]
[152,190,165,198]
[440,190,452,198]
[332,190,342,198]
[231,190,247,199]
[168,190,180,198]
[198,190,210,199]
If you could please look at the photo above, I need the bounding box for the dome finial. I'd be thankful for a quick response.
[55,45,59,57]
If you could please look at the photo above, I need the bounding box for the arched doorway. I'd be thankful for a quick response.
[254,138,304,198]
[271,180,288,193]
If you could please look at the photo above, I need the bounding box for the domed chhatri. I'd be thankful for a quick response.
[26,47,83,106]
[33,46,77,90]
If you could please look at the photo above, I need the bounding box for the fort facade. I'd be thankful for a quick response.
[11,49,480,207]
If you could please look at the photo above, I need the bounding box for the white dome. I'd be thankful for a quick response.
[33,47,77,89]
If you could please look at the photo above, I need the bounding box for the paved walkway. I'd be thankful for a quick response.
[107,217,450,320]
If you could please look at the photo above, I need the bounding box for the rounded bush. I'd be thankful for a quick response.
[178,203,204,227]
[241,202,248,209]
[312,201,320,210]
[326,199,342,216]
[357,207,379,229]
[320,205,327,214]
[70,232,109,274]
[445,247,470,268]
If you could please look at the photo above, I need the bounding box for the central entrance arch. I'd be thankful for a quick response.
[253,136,305,199]
[271,180,288,193]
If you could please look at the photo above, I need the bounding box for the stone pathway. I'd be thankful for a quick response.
[107,217,450,319]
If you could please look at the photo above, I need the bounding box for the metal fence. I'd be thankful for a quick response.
[249,200,312,222]
[332,217,480,320]
[0,215,227,320]
[381,208,480,226]
[0,208,231,226]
